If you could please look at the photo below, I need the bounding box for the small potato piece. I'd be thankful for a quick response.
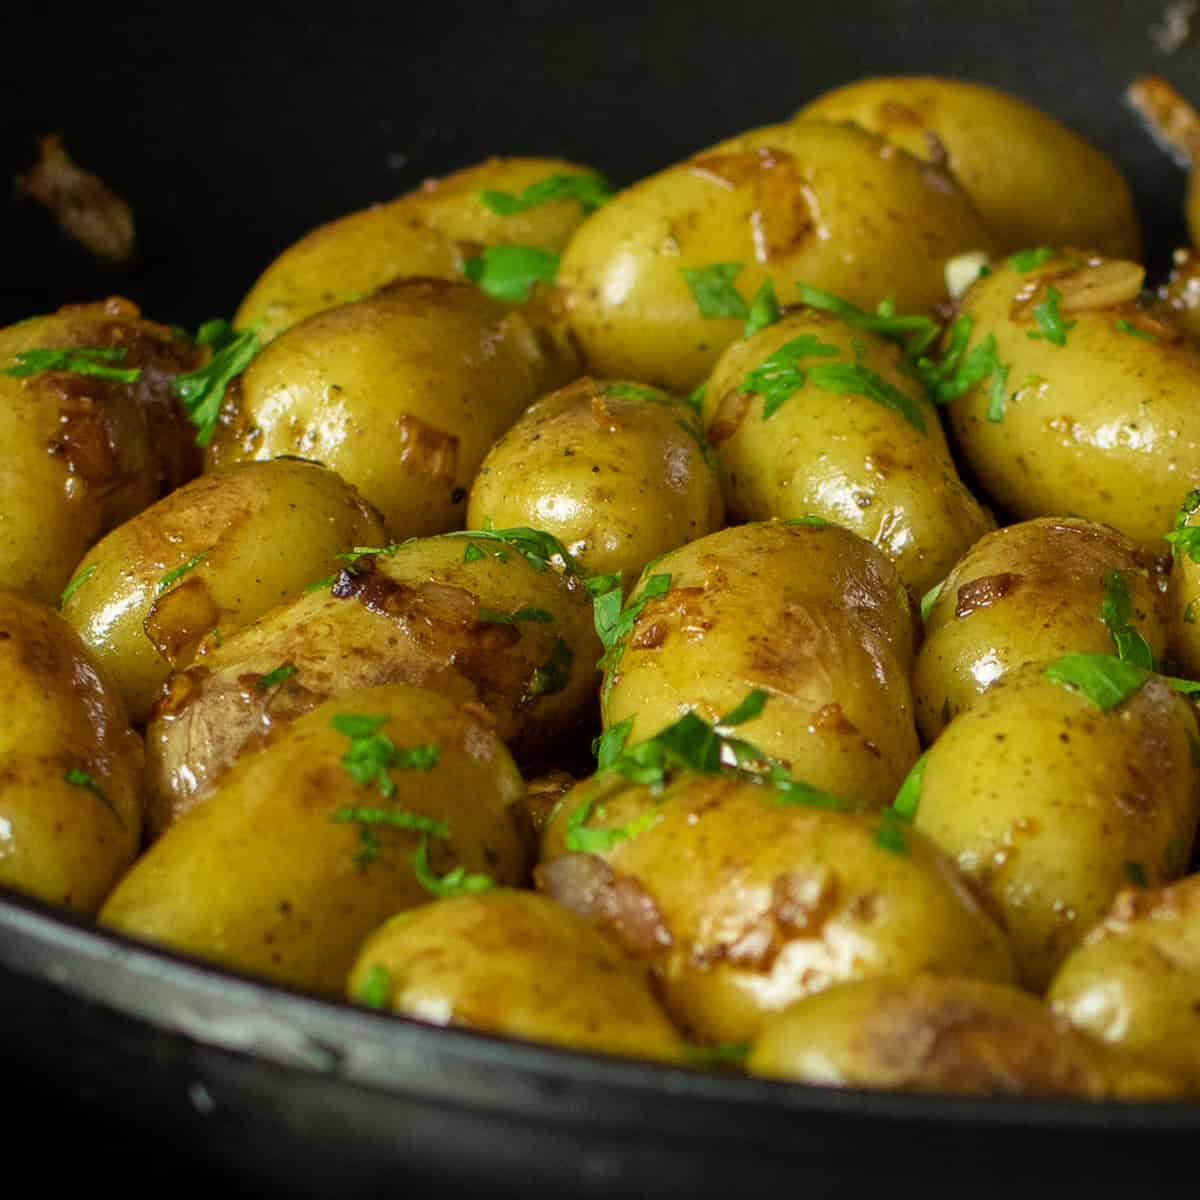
[348,890,681,1061]
[539,776,1013,1044]
[749,974,1180,1099]
[145,533,599,835]
[101,684,527,994]
[0,587,142,913]
[560,119,993,391]
[1048,875,1200,1091]
[947,252,1200,547]
[703,313,992,594]
[603,521,918,811]
[914,665,1200,990]
[915,518,1168,739]
[62,459,386,722]
[0,298,199,604]
[469,378,724,582]
[211,279,562,539]
[799,76,1140,258]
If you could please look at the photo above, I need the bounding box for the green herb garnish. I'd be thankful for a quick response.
[874,807,910,855]
[337,542,405,564]
[172,320,260,448]
[686,382,706,415]
[444,523,581,576]
[476,606,554,625]
[1027,286,1076,346]
[463,246,559,302]
[602,383,678,404]
[330,712,440,800]
[1100,571,1156,670]
[681,1041,751,1068]
[805,359,927,434]
[783,515,829,528]
[305,574,336,593]
[1164,491,1200,562]
[794,285,941,357]
[356,964,393,1010]
[920,580,944,623]
[1043,653,1147,710]
[157,551,209,594]
[680,264,749,319]
[63,767,123,824]
[2,346,140,384]
[463,542,486,564]
[479,171,612,216]
[59,563,97,610]
[738,334,841,419]
[256,664,297,690]
[1007,246,1056,272]
[530,637,573,696]
[592,572,672,715]
[1114,318,1157,342]
[411,834,497,897]
[743,278,782,339]
[892,752,927,821]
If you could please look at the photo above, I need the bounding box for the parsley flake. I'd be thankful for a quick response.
[874,806,910,855]
[463,246,559,302]
[444,523,581,576]
[1100,571,1156,670]
[157,551,209,594]
[1114,318,1157,342]
[681,1041,751,1068]
[530,637,573,696]
[60,563,97,610]
[356,964,393,1009]
[1164,491,1200,562]
[680,264,749,319]
[784,515,829,528]
[602,383,678,405]
[686,382,706,415]
[1027,286,1077,346]
[892,752,928,821]
[63,767,123,824]
[476,606,554,625]
[738,334,840,419]
[1007,246,1057,272]
[330,712,440,801]
[920,580,944,623]
[411,834,497,897]
[795,284,940,357]
[463,542,486,563]
[172,320,260,448]
[806,360,927,434]
[256,664,297,690]
[1043,653,1147,710]
[479,171,612,216]
[2,346,140,384]
[743,278,782,339]
[592,572,671,715]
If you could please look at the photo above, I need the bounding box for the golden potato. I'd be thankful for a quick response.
[702,311,992,594]
[539,774,1013,1043]
[559,119,994,392]
[0,298,199,604]
[468,377,724,583]
[210,278,566,539]
[749,974,1180,1099]
[347,890,681,1061]
[913,663,1200,989]
[61,458,386,723]
[0,586,142,913]
[915,518,1168,740]
[601,521,918,811]
[101,684,528,994]
[1048,875,1200,1091]
[144,531,600,836]
[799,76,1140,258]
[946,252,1200,546]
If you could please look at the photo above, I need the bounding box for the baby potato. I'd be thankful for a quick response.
[61,458,386,723]
[798,76,1140,258]
[101,684,528,995]
[144,531,600,836]
[702,312,992,594]
[559,119,993,392]
[468,377,724,582]
[602,521,918,811]
[0,586,142,913]
[913,664,1200,990]
[210,278,565,539]
[0,298,199,604]
[946,252,1200,546]
[347,890,682,1061]
[1048,875,1200,1091]
[749,974,1180,1099]
[915,518,1168,739]
[538,775,1013,1044]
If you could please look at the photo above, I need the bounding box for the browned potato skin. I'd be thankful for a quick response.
[0,587,142,913]
[1158,248,1200,345]
[914,665,1200,990]
[144,534,600,837]
[702,313,992,594]
[0,298,199,604]
[539,775,1014,1044]
[749,974,1180,1099]
[61,459,387,723]
[101,685,528,995]
[947,253,1200,547]
[798,76,1140,258]
[235,157,598,342]
[915,518,1168,740]
[210,279,568,540]
[468,377,724,582]
[603,521,919,811]
[559,119,994,392]
[1048,875,1200,1092]
[347,890,682,1061]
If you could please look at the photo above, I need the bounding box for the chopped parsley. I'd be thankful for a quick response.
[2,346,140,384]
[330,712,440,801]
[1114,318,1157,342]
[59,563,97,610]
[743,278,782,339]
[172,319,260,448]
[805,359,927,434]
[685,382,706,415]
[784,515,829,528]
[530,637,573,696]
[157,551,209,594]
[593,717,635,768]
[1043,653,1147,711]
[602,382,678,405]
[256,664,297,690]
[1007,246,1056,272]
[462,542,486,564]
[920,313,1011,422]
[63,767,122,824]
[411,834,497,897]
[305,574,336,594]
[681,1041,751,1068]
[737,334,840,419]
[476,606,554,625]
[1100,571,1155,670]
[795,285,940,358]
[463,246,559,302]
[479,171,612,216]
[677,416,720,472]
[1026,286,1077,346]
[592,571,672,715]
[680,264,749,319]
[337,542,405,564]
[444,522,581,576]
[1164,490,1200,562]
[1123,861,1149,889]
[356,964,393,1009]
[920,580,944,623]
[874,807,911,855]
[892,752,927,821]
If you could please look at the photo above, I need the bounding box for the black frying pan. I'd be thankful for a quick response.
[1,1,1197,1195]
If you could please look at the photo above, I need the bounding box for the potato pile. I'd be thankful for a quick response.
[5,75,1200,1103]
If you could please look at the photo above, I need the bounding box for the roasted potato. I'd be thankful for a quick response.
[347,890,682,1061]
[101,684,528,994]
[0,586,142,912]
[61,458,386,722]
[0,298,199,604]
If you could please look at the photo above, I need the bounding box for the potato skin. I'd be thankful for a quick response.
[101,684,528,994]
[0,586,142,913]
[799,76,1140,258]
[539,775,1013,1043]
[144,533,600,836]
[603,521,919,810]
[749,974,1179,1099]
[559,119,993,391]
[914,665,1200,990]
[947,253,1200,546]
[1048,875,1200,1091]
[468,377,724,582]
[914,518,1168,739]
[211,278,562,539]
[61,458,386,723]
[347,890,682,1061]
[0,298,199,604]
[702,312,992,594]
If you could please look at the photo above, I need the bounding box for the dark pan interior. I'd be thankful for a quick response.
[1,1,1199,1196]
